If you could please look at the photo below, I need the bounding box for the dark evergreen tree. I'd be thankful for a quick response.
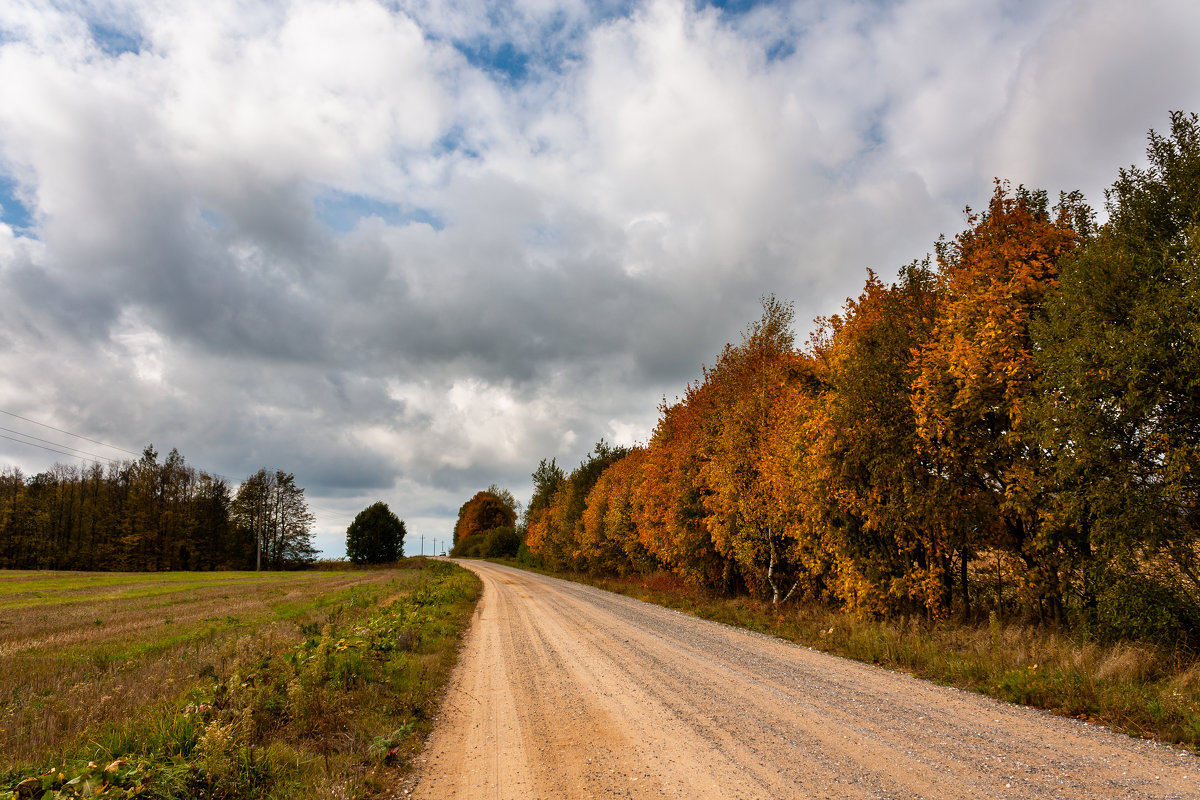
[346,501,407,564]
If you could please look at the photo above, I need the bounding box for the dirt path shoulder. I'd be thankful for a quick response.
[408,560,1198,799]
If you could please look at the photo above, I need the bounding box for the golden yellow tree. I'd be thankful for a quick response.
[580,448,654,576]
[631,388,728,590]
[696,297,819,602]
[912,181,1079,622]
[799,264,952,617]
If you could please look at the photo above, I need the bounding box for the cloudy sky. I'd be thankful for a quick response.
[1,0,1198,557]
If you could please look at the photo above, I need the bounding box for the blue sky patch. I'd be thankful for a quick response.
[455,39,531,85]
[198,208,225,230]
[0,175,34,235]
[436,126,481,160]
[315,190,443,234]
[88,21,144,57]
[702,0,781,14]
[765,38,796,62]
[863,117,886,149]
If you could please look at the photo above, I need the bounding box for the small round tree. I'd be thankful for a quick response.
[346,501,406,564]
[453,489,518,547]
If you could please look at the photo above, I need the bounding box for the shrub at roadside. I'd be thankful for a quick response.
[450,526,520,559]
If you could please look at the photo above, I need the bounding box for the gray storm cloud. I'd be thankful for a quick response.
[1,0,1199,555]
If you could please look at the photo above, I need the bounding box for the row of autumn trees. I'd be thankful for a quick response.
[0,446,317,570]
[525,112,1200,642]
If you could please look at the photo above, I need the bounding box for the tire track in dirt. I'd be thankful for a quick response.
[409,561,1199,799]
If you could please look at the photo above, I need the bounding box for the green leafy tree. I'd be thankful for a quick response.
[481,526,521,558]
[233,469,317,570]
[0,447,238,572]
[1036,111,1200,638]
[346,501,406,564]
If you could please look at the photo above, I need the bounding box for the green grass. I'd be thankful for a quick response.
[1,560,480,799]
[0,570,332,610]
[500,561,1200,752]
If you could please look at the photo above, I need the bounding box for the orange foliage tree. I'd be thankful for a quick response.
[453,489,517,546]
[802,263,950,617]
[523,458,565,556]
[525,442,628,571]
[911,182,1080,622]
[631,387,730,590]
[513,156,1200,637]
[756,353,829,603]
[579,448,655,576]
[694,297,820,602]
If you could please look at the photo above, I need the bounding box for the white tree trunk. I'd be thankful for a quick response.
[766,532,797,605]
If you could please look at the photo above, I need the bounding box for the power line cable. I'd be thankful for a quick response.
[0,432,118,465]
[0,409,140,456]
[0,425,120,464]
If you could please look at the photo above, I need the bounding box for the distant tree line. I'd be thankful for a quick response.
[523,112,1200,646]
[0,445,317,570]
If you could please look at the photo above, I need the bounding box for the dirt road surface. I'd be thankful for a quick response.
[408,560,1198,799]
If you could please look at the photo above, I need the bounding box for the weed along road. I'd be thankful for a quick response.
[409,561,1198,800]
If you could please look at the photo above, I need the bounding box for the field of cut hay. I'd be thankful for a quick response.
[1,561,479,798]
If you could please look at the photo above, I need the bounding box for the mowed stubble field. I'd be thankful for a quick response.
[0,568,414,770]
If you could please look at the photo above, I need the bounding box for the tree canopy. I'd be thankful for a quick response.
[346,501,406,564]
[0,447,315,571]
[1035,111,1200,638]
[453,489,518,546]
[232,469,317,570]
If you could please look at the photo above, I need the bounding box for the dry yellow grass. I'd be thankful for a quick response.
[1095,642,1163,683]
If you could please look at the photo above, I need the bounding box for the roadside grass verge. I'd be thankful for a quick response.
[497,561,1200,752]
[2,559,480,799]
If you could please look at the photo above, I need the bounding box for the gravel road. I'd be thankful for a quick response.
[408,560,1198,799]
